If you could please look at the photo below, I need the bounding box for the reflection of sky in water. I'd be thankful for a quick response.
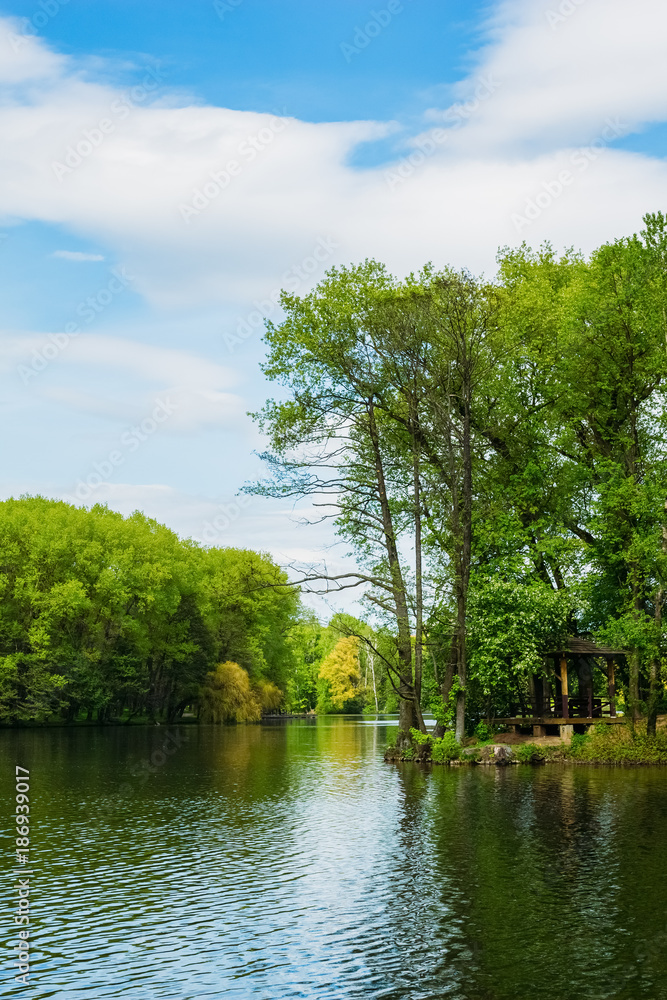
[359,716,436,726]
[1,719,667,1000]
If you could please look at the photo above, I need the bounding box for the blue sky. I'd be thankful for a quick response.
[0,0,666,606]
[5,0,488,122]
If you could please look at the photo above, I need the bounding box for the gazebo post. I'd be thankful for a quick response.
[608,658,616,717]
[560,654,569,719]
[544,672,551,714]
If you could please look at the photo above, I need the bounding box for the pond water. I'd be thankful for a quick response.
[3,717,667,1000]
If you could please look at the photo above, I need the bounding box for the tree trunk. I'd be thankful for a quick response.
[412,401,427,733]
[458,336,473,742]
[648,507,667,735]
[369,648,379,712]
[629,648,641,727]
[450,331,473,744]
[628,566,643,726]
[368,400,419,737]
[432,640,457,737]
[647,656,660,735]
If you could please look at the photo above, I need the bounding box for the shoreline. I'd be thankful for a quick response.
[385,721,667,767]
[0,713,315,730]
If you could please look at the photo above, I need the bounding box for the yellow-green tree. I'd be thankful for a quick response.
[317,636,361,713]
[198,662,285,723]
[198,661,262,723]
[254,678,283,713]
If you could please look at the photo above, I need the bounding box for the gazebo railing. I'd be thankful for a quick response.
[509,697,617,720]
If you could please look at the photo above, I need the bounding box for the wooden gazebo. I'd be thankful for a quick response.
[496,637,627,738]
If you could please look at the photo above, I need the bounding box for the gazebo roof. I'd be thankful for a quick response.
[548,637,627,658]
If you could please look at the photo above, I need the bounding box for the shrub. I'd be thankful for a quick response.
[567,723,667,764]
[409,727,432,747]
[431,732,461,763]
[569,732,589,754]
[515,743,547,764]
[474,721,496,742]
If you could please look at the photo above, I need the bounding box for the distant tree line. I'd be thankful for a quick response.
[0,497,299,724]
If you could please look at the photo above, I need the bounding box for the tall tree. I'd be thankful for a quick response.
[247,262,427,736]
[248,263,499,739]
[491,216,667,727]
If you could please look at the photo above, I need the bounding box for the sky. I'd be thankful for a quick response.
[1,0,666,612]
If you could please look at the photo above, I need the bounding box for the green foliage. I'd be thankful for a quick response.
[468,578,577,700]
[316,635,361,713]
[198,661,262,723]
[197,545,300,688]
[280,610,322,712]
[388,727,462,764]
[197,664,282,724]
[431,732,461,763]
[255,679,283,713]
[0,497,301,724]
[569,732,588,754]
[514,743,548,764]
[409,726,432,746]
[474,721,498,743]
[566,724,667,764]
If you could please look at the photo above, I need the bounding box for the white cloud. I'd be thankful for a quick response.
[1,332,243,429]
[52,250,105,261]
[3,3,667,590]
[1,332,236,384]
[450,0,667,154]
[62,335,237,389]
[0,18,65,83]
[0,2,665,313]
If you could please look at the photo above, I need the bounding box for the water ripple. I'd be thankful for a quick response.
[2,722,667,999]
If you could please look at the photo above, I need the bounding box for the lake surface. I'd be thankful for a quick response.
[3,717,667,1000]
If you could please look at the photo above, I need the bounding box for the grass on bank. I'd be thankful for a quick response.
[386,722,667,765]
[565,724,667,764]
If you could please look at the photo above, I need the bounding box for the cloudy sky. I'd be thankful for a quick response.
[1,0,666,602]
